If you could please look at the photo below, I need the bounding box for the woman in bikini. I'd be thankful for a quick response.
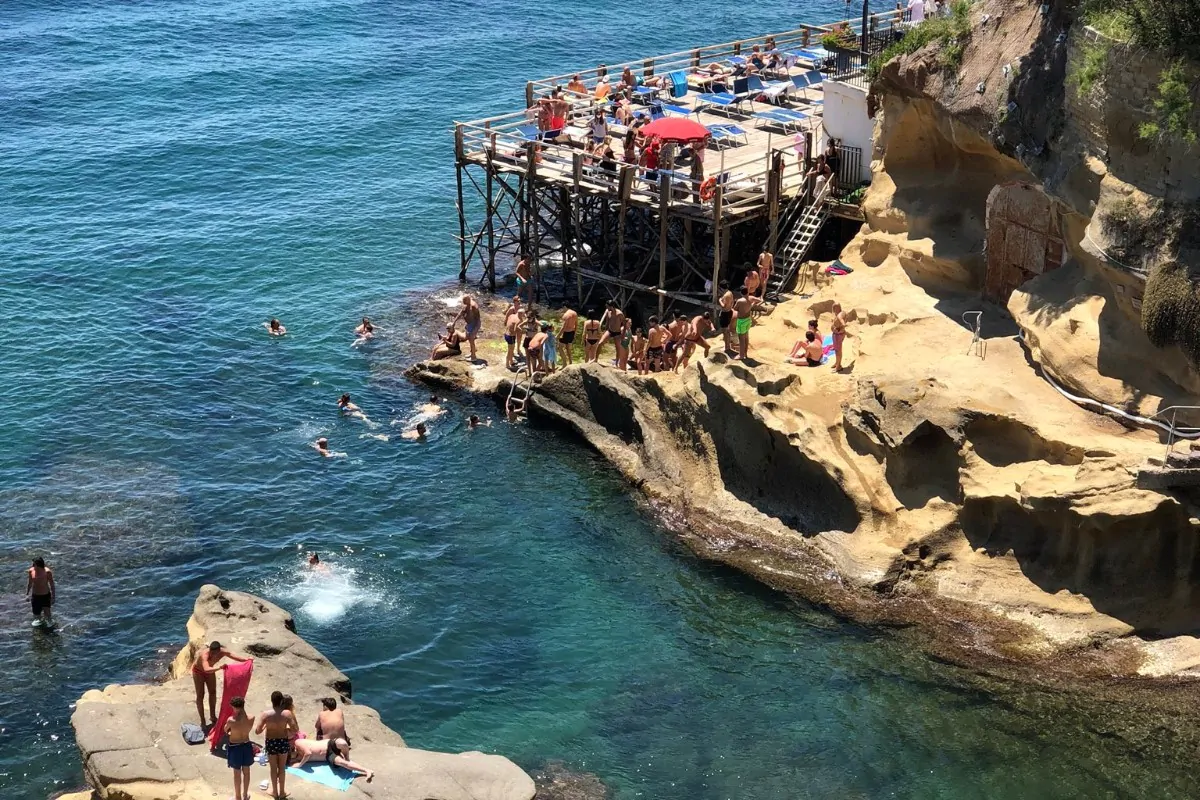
[831,302,847,370]
[190,641,248,729]
[583,315,602,362]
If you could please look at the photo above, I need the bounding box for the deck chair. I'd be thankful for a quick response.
[707,123,749,149]
[795,70,824,102]
[752,108,809,132]
[515,124,540,141]
[659,102,692,117]
[695,77,753,115]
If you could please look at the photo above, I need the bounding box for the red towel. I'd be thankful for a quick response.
[209,659,254,751]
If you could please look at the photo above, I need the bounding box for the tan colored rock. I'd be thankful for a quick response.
[72,586,535,800]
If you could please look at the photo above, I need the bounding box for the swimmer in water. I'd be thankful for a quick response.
[417,394,444,417]
[308,552,331,572]
[337,393,368,422]
[265,318,287,336]
[352,317,375,347]
[400,422,428,441]
[313,438,345,458]
[468,414,491,429]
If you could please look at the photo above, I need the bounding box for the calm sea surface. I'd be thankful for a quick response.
[0,0,1192,797]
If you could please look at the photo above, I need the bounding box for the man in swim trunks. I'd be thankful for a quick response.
[558,306,578,366]
[291,736,375,784]
[26,557,55,629]
[582,313,602,362]
[503,303,524,371]
[225,696,255,800]
[831,301,848,371]
[717,281,735,354]
[452,295,482,361]
[256,690,298,800]
[757,249,774,300]
[664,313,688,371]
[597,301,627,366]
[733,288,754,360]
[644,316,665,372]
[515,256,533,305]
[743,266,761,303]
[191,640,248,729]
[677,312,715,371]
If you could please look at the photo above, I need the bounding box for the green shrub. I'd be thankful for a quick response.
[1069,39,1109,97]
[866,1,972,81]
[1082,0,1200,60]
[1138,62,1198,145]
[1142,261,1200,367]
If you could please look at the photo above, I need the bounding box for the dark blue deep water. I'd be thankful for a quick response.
[0,1,1193,797]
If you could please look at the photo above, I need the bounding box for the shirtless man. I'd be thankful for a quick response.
[630,326,647,374]
[291,736,374,784]
[558,307,578,366]
[582,313,602,362]
[256,690,298,800]
[664,313,688,371]
[757,249,774,300]
[831,302,848,370]
[417,394,444,418]
[743,266,762,303]
[315,697,349,743]
[733,288,754,360]
[191,641,248,728]
[308,552,331,571]
[453,295,482,361]
[527,324,548,376]
[503,304,524,370]
[717,281,735,354]
[566,73,587,96]
[224,697,256,800]
[677,312,715,371]
[26,557,55,628]
[313,437,343,458]
[644,316,666,372]
[515,256,533,305]
[467,414,491,428]
[597,301,627,365]
[265,318,287,336]
[787,330,825,367]
[401,422,428,441]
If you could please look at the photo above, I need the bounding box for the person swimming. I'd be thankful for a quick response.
[467,414,491,429]
[313,438,345,458]
[337,393,368,422]
[352,317,376,348]
[400,422,428,441]
[265,318,287,336]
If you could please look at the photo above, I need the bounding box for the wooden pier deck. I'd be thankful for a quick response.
[452,9,906,311]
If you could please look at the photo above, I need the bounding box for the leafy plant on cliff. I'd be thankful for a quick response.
[1100,196,1161,263]
[1137,62,1198,145]
[1068,38,1109,97]
[1142,261,1200,368]
[1082,0,1200,60]
[866,0,972,82]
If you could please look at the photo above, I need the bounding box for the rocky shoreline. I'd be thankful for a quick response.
[69,585,536,800]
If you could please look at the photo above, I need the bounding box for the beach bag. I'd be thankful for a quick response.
[180,723,205,745]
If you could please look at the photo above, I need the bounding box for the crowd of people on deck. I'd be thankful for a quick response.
[430,242,848,380]
[192,635,374,800]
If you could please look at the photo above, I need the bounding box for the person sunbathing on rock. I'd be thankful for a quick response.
[291,736,374,783]
[431,323,465,360]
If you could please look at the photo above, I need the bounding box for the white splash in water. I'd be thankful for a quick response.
[266,561,386,625]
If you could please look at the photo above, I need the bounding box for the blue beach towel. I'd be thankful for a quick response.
[286,762,354,791]
[822,333,835,364]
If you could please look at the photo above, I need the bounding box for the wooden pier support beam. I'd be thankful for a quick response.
[710,187,724,313]
[455,125,468,283]
[658,171,670,317]
[485,144,497,292]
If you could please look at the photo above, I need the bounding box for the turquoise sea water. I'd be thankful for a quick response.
[0,1,1194,798]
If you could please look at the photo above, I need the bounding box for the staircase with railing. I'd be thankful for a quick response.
[765,179,832,301]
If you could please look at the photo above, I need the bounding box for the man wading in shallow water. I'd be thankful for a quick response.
[26,557,55,629]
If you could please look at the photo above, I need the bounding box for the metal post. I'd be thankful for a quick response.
[710,187,724,314]
[658,171,670,316]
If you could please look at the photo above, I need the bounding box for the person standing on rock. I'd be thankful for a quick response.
[256,690,298,800]
[831,302,847,371]
[733,288,754,361]
[757,249,774,300]
[191,641,248,730]
[452,295,482,362]
[717,281,735,354]
[224,696,255,800]
[558,306,578,366]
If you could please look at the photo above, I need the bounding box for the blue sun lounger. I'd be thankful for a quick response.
[708,123,750,149]
[695,77,753,115]
[753,107,809,132]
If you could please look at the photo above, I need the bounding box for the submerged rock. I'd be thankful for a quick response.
[71,585,536,800]
[531,761,610,800]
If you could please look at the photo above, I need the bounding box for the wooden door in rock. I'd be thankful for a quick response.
[984,182,1065,305]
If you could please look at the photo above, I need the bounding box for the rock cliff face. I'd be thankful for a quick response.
[71,585,536,800]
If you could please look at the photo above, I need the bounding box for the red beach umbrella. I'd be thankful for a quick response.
[639,116,711,146]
